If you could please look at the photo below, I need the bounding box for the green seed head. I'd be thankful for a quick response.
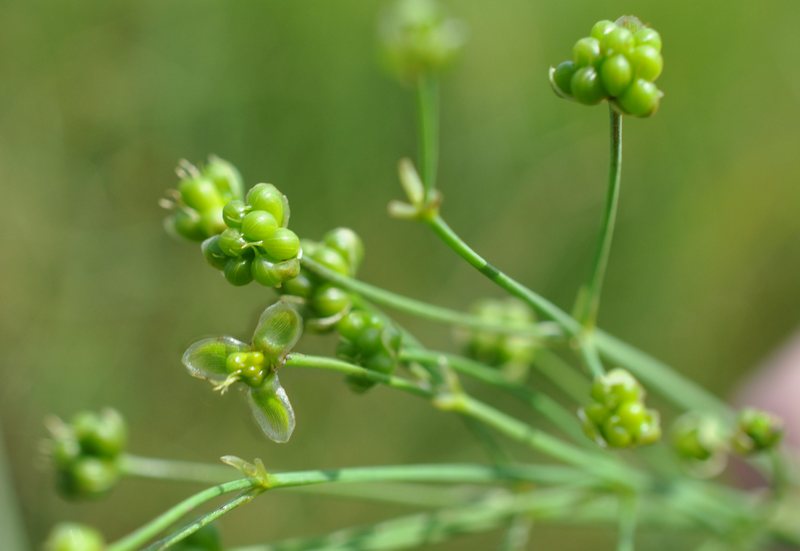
[600,54,633,97]
[571,66,606,105]
[733,408,783,455]
[44,523,105,551]
[630,45,663,81]
[246,183,286,226]
[323,227,365,272]
[551,60,577,97]
[204,155,244,202]
[218,228,248,257]
[590,20,616,40]
[179,177,223,213]
[169,208,206,242]
[63,457,119,498]
[224,257,254,286]
[311,246,350,276]
[312,284,352,318]
[573,37,601,67]
[617,78,661,117]
[222,199,249,229]
[241,210,278,242]
[379,0,467,82]
[71,409,127,459]
[634,27,662,52]
[262,227,301,262]
[201,236,229,270]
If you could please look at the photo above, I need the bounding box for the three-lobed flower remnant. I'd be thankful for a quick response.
[550,16,664,117]
[182,301,303,443]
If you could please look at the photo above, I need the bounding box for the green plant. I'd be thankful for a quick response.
[42,2,797,550]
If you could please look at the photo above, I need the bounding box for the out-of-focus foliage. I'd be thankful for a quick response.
[1,0,799,548]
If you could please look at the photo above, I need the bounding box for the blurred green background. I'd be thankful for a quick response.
[2,0,799,549]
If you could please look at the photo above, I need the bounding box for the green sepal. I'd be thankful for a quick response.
[183,336,250,383]
[247,374,295,443]
[251,301,303,365]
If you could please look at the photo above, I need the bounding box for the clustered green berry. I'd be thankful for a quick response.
[464,298,537,380]
[551,16,664,117]
[201,183,301,287]
[48,409,127,499]
[379,0,466,82]
[278,227,364,330]
[731,408,783,455]
[336,309,403,392]
[671,414,723,463]
[44,523,104,551]
[165,156,244,241]
[579,369,661,448]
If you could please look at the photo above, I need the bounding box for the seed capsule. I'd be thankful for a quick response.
[224,257,254,286]
[600,54,632,96]
[617,79,661,117]
[262,228,301,261]
[571,66,606,105]
[246,183,286,226]
[222,199,249,229]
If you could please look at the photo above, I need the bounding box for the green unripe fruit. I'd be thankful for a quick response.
[618,79,661,117]
[591,368,643,409]
[356,326,384,355]
[733,408,783,454]
[199,209,226,237]
[72,409,127,458]
[338,310,370,341]
[552,60,577,96]
[323,228,364,271]
[572,37,601,67]
[171,209,206,241]
[630,45,663,81]
[262,228,301,261]
[590,20,616,40]
[366,351,396,374]
[179,177,222,212]
[637,411,661,445]
[312,285,351,318]
[311,246,350,275]
[601,26,634,56]
[218,229,248,257]
[45,523,105,551]
[68,457,119,497]
[241,210,278,242]
[602,416,632,448]
[224,257,254,286]
[51,437,81,470]
[251,256,282,287]
[382,324,402,353]
[227,351,266,387]
[241,364,265,387]
[222,199,249,228]
[246,183,286,225]
[571,66,606,105]
[201,236,228,270]
[634,27,662,52]
[204,156,244,202]
[600,54,632,96]
[616,401,646,432]
[281,273,314,298]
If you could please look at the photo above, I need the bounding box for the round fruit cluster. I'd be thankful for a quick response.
[278,228,364,329]
[551,17,663,117]
[165,156,244,241]
[579,369,661,448]
[49,409,127,499]
[465,298,537,377]
[336,309,403,392]
[44,523,104,551]
[201,183,301,287]
[732,408,783,455]
[379,0,466,81]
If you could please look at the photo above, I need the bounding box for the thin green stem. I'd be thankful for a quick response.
[302,254,730,419]
[233,488,587,551]
[286,353,433,398]
[450,395,646,490]
[148,490,260,550]
[617,493,638,551]
[121,455,236,485]
[425,213,579,334]
[576,107,623,330]
[107,478,255,551]
[285,353,633,486]
[416,73,439,199]
[401,348,586,443]
[302,257,559,341]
